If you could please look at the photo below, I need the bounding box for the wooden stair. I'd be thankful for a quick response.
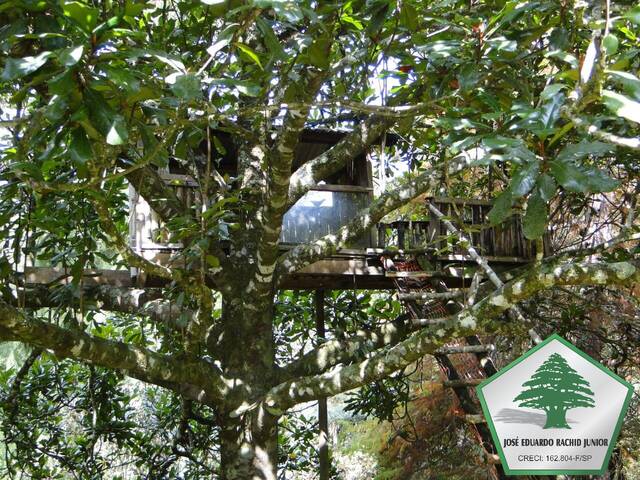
[385,254,507,479]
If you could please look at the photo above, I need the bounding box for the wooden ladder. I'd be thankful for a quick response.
[385,254,507,478]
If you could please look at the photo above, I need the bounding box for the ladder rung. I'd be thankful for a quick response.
[385,271,439,278]
[465,414,487,424]
[436,344,495,355]
[443,378,483,388]
[412,318,448,327]
[398,291,464,301]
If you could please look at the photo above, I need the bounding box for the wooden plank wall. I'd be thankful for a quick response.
[376,198,543,260]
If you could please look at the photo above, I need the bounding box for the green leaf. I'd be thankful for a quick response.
[305,36,330,69]
[151,52,186,73]
[606,70,640,101]
[457,65,481,91]
[536,173,556,202]
[105,116,128,145]
[44,95,69,122]
[171,74,202,100]
[62,1,100,34]
[206,255,220,268]
[511,160,539,197]
[602,34,619,55]
[545,50,578,69]
[253,0,304,23]
[557,141,612,162]
[549,160,589,193]
[57,45,84,66]
[206,38,231,58]
[540,84,565,101]
[550,160,618,193]
[624,6,640,24]
[488,190,513,225]
[83,89,129,145]
[523,190,547,239]
[481,136,538,165]
[212,79,261,96]
[1,51,53,80]
[48,69,76,95]
[602,90,640,123]
[538,89,564,133]
[100,65,140,93]
[583,168,619,192]
[236,43,263,69]
[399,3,418,31]
[69,127,92,176]
[138,123,168,168]
[256,17,286,60]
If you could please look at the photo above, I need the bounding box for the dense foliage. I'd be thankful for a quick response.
[0,0,639,478]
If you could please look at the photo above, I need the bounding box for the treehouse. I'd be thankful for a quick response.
[23,128,546,290]
[126,128,547,289]
[129,128,377,262]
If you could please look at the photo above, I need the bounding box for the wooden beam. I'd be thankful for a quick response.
[385,271,441,278]
[311,184,373,193]
[297,259,384,276]
[23,267,132,287]
[314,289,330,480]
[398,291,464,301]
[412,317,448,327]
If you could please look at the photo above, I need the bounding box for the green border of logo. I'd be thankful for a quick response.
[476,333,634,476]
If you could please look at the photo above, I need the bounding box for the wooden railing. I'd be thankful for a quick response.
[130,176,543,263]
[375,198,543,261]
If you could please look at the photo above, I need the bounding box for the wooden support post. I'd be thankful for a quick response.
[397,222,405,250]
[314,289,330,480]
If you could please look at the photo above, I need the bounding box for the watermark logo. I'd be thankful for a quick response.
[514,352,595,429]
[477,334,633,475]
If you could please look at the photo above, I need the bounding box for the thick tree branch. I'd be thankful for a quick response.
[261,258,640,412]
[0,298,228,406]
[287,115,395,207]
[253,27,336,290]
[277,157,472,275]
[278,314,413,381]
[10,285,193,330]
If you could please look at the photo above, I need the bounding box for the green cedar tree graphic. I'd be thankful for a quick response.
[513,352,595,429]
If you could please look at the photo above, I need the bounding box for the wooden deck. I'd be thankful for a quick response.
[23,248,530,291]
[23,197,544,291]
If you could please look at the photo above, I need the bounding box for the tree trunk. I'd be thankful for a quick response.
[219,407,279,480]
[544,407,569,429]
[215,287,279,479]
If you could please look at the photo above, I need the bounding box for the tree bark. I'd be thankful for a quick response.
[216,291,280,480]
[219,406,279,480]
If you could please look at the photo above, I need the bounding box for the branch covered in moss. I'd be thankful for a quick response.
[0,298,228,406]
[8,285,192,330]
[278,315,414,380]
[287,115,395,206]
[262,258,640,412]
